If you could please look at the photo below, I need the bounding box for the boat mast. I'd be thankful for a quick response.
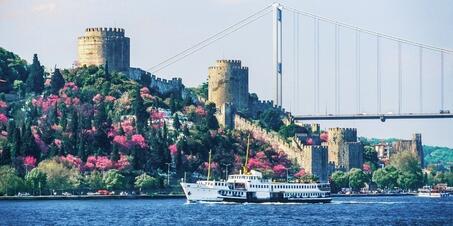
[207,149,212,181]
[242,133,251,174]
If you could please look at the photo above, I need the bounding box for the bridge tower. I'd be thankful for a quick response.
[273,3,283,107]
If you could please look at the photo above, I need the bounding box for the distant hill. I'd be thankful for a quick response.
[423,146,453,169]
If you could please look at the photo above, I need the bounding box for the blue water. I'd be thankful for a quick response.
[0,196,452,225]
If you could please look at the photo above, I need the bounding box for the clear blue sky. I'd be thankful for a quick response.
[1,0,452,147]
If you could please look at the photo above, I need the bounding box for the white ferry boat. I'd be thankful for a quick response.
[180,135,332,203]
[181,170,331,203]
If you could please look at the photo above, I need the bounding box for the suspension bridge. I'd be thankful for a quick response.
[148,3,453,122]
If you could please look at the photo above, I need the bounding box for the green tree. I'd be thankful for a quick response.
[372,165,398,189]
[37,159,80,191]
[390,151,423,190]
[86,171,104,190]
[0,166,25,196]
[0,47,28,92]
[13,80,25,97]
[363,145,379,168]
[50,68,65,95]
[25,168,47,195]
[348,168,368,192]
[278,123,298,139]
[134,85,148,134]
[205,102,219,130]
[259,108,283,131]
[110,143,120,162]
[69,110,79,156]
[331,171,349,193]
[103,169,125,190]
[134,173,158,192]
[173,114,181,131]
[25,54,45,93]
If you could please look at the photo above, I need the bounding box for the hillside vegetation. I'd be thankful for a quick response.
[0,48,301,195]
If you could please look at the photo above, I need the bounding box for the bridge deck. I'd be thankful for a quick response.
[293,113,453,121]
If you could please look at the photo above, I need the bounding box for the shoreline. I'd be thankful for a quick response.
[0,194,186,201]
[0,193,416,201]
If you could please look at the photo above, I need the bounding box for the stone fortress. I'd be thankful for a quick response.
[76,28,185,97]
[77,28,130,72]
[207,59,364,182]
[207,59,287,128]
[375,133,424,168]
[208,60,249,111]
[327,128,363,171]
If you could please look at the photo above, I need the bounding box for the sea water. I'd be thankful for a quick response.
[0,196,452,225]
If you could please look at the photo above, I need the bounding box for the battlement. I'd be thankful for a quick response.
[328,127,357,133]
[328,127,358,143]
[216,59,242,65]
[84,27,126,37]
[208,65,248,70]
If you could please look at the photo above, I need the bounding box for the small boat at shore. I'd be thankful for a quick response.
[417,186,450,198]
[180,134,332,203]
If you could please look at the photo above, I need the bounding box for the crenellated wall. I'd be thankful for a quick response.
[77,27,130,72]
[234,115,328,182]
[129,67,186,97]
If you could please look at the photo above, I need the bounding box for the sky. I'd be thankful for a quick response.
[1,0,453,147]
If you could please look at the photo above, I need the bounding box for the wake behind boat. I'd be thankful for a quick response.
[180,134,332,204]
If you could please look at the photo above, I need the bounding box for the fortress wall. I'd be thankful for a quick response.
[234,115,328,181]
[129,67,185,96]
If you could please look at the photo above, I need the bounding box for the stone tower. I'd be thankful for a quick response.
[392,133,424,168]
[77,27,130,72]
[327,128,363,172]
[208,60,249,111]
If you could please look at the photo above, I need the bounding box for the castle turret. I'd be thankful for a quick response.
[327,128,363,172]
[208,60,249,111]
[77,27,130,72]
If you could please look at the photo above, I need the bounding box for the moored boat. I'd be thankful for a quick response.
[417,185,450,198]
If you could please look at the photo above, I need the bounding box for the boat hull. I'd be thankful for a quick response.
[223,197,332,203]
[181,182,332,204]
[180,182,222,202]
[417,192,449,198]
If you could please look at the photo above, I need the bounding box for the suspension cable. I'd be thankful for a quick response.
[148,5,272,73]
[283,6,453,54]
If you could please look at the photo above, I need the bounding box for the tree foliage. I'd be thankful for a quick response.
[348,168,368,191]
[331,171,349,193]
[134,173,158,191]
[372,165,398,189]
[37,159,80,190]
[259,108,283,131]
[0,166,25,195]
[50,68,65,95]
[0,47,28,92]
[103,169,125,190]
[25,168,47,195]
[25,54,45,94]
